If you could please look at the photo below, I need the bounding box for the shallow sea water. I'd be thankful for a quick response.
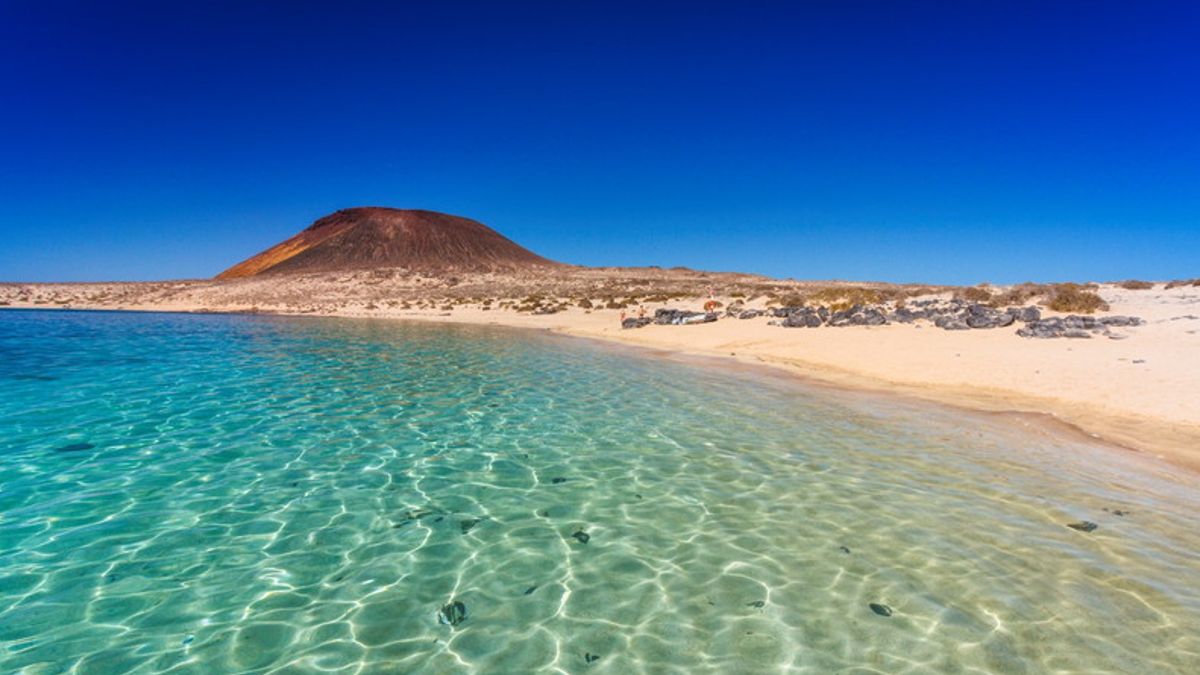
[0,310,1198,674]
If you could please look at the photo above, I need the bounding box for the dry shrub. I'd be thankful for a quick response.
[772,293,806,307]
[807,287,883,307]
[1164,278,1200,289]
[988,283,1050,307]
[1115,280,1154,290]
[957,286,993,303]
[577,298,594,309]
[1044,283,1109,313]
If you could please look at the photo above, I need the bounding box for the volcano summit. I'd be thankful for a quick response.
[218,207,557,278]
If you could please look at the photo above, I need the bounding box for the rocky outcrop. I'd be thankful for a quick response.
[1016,315,1144,339]
[625,299,1142,340]
[653,309,718,325]
[622,317,652,329]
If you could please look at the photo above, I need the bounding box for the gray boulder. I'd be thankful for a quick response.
[622,317,652,329]
[782,311,823,328]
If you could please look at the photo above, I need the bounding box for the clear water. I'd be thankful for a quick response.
[1,310,1198,674]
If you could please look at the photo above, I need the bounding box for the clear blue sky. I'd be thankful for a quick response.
[1,1,1196,284]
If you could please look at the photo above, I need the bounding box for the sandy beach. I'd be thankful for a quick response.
[4,276,1198,472]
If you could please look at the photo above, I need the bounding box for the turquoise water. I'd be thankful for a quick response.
[1,310,1198,674]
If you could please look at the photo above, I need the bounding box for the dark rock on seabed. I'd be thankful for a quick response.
[437,600,468,627]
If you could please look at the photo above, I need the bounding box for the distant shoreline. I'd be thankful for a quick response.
[5,277,1199,475]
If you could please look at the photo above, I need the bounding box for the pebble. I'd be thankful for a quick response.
[869,603,893,617]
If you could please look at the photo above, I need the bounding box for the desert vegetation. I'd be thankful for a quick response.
[1165,278,1200,289]
[1043,283,1109,314]
[1117,280,1155,290]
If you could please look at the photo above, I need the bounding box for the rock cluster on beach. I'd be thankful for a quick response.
[1016,315,1144,339]
[768,299,1041,330]
[619,298,1144,339]
[621,308,719,328]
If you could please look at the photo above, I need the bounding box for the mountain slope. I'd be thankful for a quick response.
[218,207,556,278]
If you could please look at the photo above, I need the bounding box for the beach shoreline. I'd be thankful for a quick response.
[351,307,1200,476]
[4,279,1198,474]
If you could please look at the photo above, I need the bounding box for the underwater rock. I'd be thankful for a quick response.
[551,477,567,484]
[869,603,893,617]
[54,442,95,452]
[523,585,538,595]
[437,600,468,627]
[460,518,482,534]
[747,600,765,608]
[394,508,440,528]
[1103,507,1131,517]
[1067,521,1098,533]
[585,653,601,664]
[572,529,590,544]
[839,545,851,554]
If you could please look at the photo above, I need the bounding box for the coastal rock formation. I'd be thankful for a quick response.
[653,308,717,325]
[218,207,557,278]
[622,317,652,329]
[629,297,1144,341]
[1017,315,1144,339]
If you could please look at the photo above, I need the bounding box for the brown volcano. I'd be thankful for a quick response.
[217,207,557,279]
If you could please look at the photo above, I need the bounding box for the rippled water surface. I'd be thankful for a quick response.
[1,310,1198,674]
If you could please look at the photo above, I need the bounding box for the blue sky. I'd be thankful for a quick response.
[1,1,1196,284]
